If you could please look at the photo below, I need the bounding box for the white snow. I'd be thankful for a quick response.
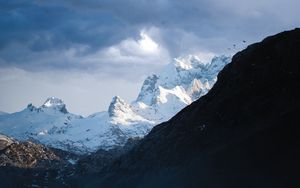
[133,54,231,122]
[0,54,231,154]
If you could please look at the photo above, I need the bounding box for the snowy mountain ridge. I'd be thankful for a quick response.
[131,55,231,121]
[0,54,231,154]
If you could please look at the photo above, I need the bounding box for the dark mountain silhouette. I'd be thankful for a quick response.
[79,28,300,188]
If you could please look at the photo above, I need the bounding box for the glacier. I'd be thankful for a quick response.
[0,55,231,154]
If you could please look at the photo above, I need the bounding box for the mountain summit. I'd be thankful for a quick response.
[41,97,68,113]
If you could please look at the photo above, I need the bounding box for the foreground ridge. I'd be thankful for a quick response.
[80,29,300,188]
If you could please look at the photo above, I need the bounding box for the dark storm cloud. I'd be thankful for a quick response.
[0,0,299,71]
[0,0,137,50]
[1,0,300,115]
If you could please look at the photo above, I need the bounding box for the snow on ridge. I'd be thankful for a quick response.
[108,95,153,125]
[131,54,231,122]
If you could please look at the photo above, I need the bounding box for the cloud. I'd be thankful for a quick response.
[1,0,299,70]
[0,0,300,114]
[0,28,170,79]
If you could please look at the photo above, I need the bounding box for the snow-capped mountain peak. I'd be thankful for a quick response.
[108,96,131,118]
[41,97,68,113]
[132,54,231,122]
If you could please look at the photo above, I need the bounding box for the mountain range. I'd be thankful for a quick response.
[0,55,230,153]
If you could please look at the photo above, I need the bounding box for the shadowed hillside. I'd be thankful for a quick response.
[81,28,300,188]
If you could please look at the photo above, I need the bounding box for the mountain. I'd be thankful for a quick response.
[41,97,68,114]
[0,97,147,154]
[80,29,300,188]
[0,55,230,154]
[132,55,231,122]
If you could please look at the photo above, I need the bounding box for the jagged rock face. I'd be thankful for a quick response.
[108,96,133,118]
[81,29,300,188]
[136,74,159,105]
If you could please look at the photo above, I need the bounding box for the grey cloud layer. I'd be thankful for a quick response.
[0,0,299,74]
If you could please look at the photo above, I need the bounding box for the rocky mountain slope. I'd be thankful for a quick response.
[0,134,78,187]
[0,133,139,188]
[79,28,300,188]
[0,55,230,154]
[0,135,59,168]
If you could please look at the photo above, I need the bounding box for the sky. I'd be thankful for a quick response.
[0,0,299,116]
